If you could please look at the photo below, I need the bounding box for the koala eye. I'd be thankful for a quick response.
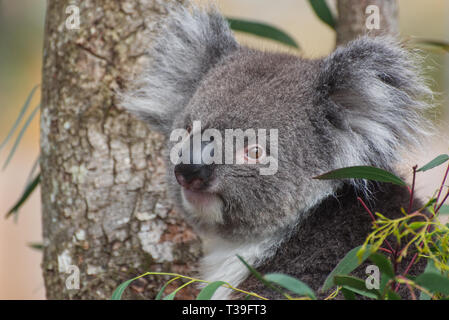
[245,145,264,162]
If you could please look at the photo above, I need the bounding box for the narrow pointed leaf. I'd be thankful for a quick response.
[415,273,449,295]
[322,245,372,291]
[155,276,180,300]
[416,40,449,53]
[308,0,336,29]
[163,291,177,300]
[334,275,380,299]
[237,255,283,295]
[25,155,40,187]
[3,104,40,170]
[417,154,449,172]
[314,166,406,186]
[196,281,226,300]
[386,290,401,300]
[0,85,39,151]
[341,288,355,300]
[369,253,395,279]
[111,273,150,300]
[420,260,438,300]
[111,278,136,300]
[264,273,316,299]
[28,242,43,251]
[6,173,40,218]
[162,280,195,300]
[227,18,299,49]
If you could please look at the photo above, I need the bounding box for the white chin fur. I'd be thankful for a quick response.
[181,189,224,224]
[199,235,280,299]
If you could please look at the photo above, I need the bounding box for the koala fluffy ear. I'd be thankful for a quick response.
[317,36,432,169]
[120,5,238,135]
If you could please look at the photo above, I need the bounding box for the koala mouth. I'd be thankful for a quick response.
[182,188,219,207]
[181,188,224,224]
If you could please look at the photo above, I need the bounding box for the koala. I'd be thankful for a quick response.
[121,4,432,299]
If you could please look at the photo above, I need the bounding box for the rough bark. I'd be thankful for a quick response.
[336,0,398,46]
[40,0,201,299]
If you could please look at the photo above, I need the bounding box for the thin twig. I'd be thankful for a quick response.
[408,165,418,214]
[357,197,395,254]
[434,162,449,211]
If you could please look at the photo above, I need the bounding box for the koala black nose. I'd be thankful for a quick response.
[174,164,214,191]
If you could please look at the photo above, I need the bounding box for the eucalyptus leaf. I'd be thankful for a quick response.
[416,40,449,53]
[155,276,180,300]
[341,287,355,300]
[307,0,336,29]
[419,260,438,300]
[322,245,372,291]
[111,278,136,300]
[0,85,39,152]
[196,281,226,300]
[264,273,316,299]
[415,272,449,295]
[227,18,299,49]
[369,253,395,279]
[6,173,40,218]
[3,104,40,170]
[334,275,381,299]
[314,166,406,186]
[417,154,449,172]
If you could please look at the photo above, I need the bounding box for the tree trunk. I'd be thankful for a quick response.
[336,0,398,46]
[40,0,201,299]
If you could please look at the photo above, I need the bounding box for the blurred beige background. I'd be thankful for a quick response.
[0,0,448,299]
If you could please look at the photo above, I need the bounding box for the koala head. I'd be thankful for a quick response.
[121,5,431,241]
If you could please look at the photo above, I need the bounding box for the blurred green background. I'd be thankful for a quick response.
[0,0,448,299]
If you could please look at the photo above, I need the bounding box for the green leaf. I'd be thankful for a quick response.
[6,173,40,218]
[385,290,401,300]
[237,255,286,297]
[196,281,226,300]
[2,104,40,170]
[417,154,449,172]
[163,291,177,300]
[25,155,40,187]
[322,245,372,291]
[369,253,395,279]
[415,272,449,295]
[227,18,299,49]
[28,242,43,251]
[416,40,449,53]
[314,166,407,186]
[408,222,426,230]
[264,273,316,299]
[162,280,196,300]
[307,0,336,29]
[111,278,136,300]
[237,255,276,290]
[439,204,449,215]
[0,85,39,152]
[155,276,180,300]
[334,275,380,299]
[341,288,355,300]
[419,260,438,300]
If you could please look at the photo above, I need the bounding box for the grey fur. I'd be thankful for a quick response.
[120,4,432,299]
[120,4,238,135]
